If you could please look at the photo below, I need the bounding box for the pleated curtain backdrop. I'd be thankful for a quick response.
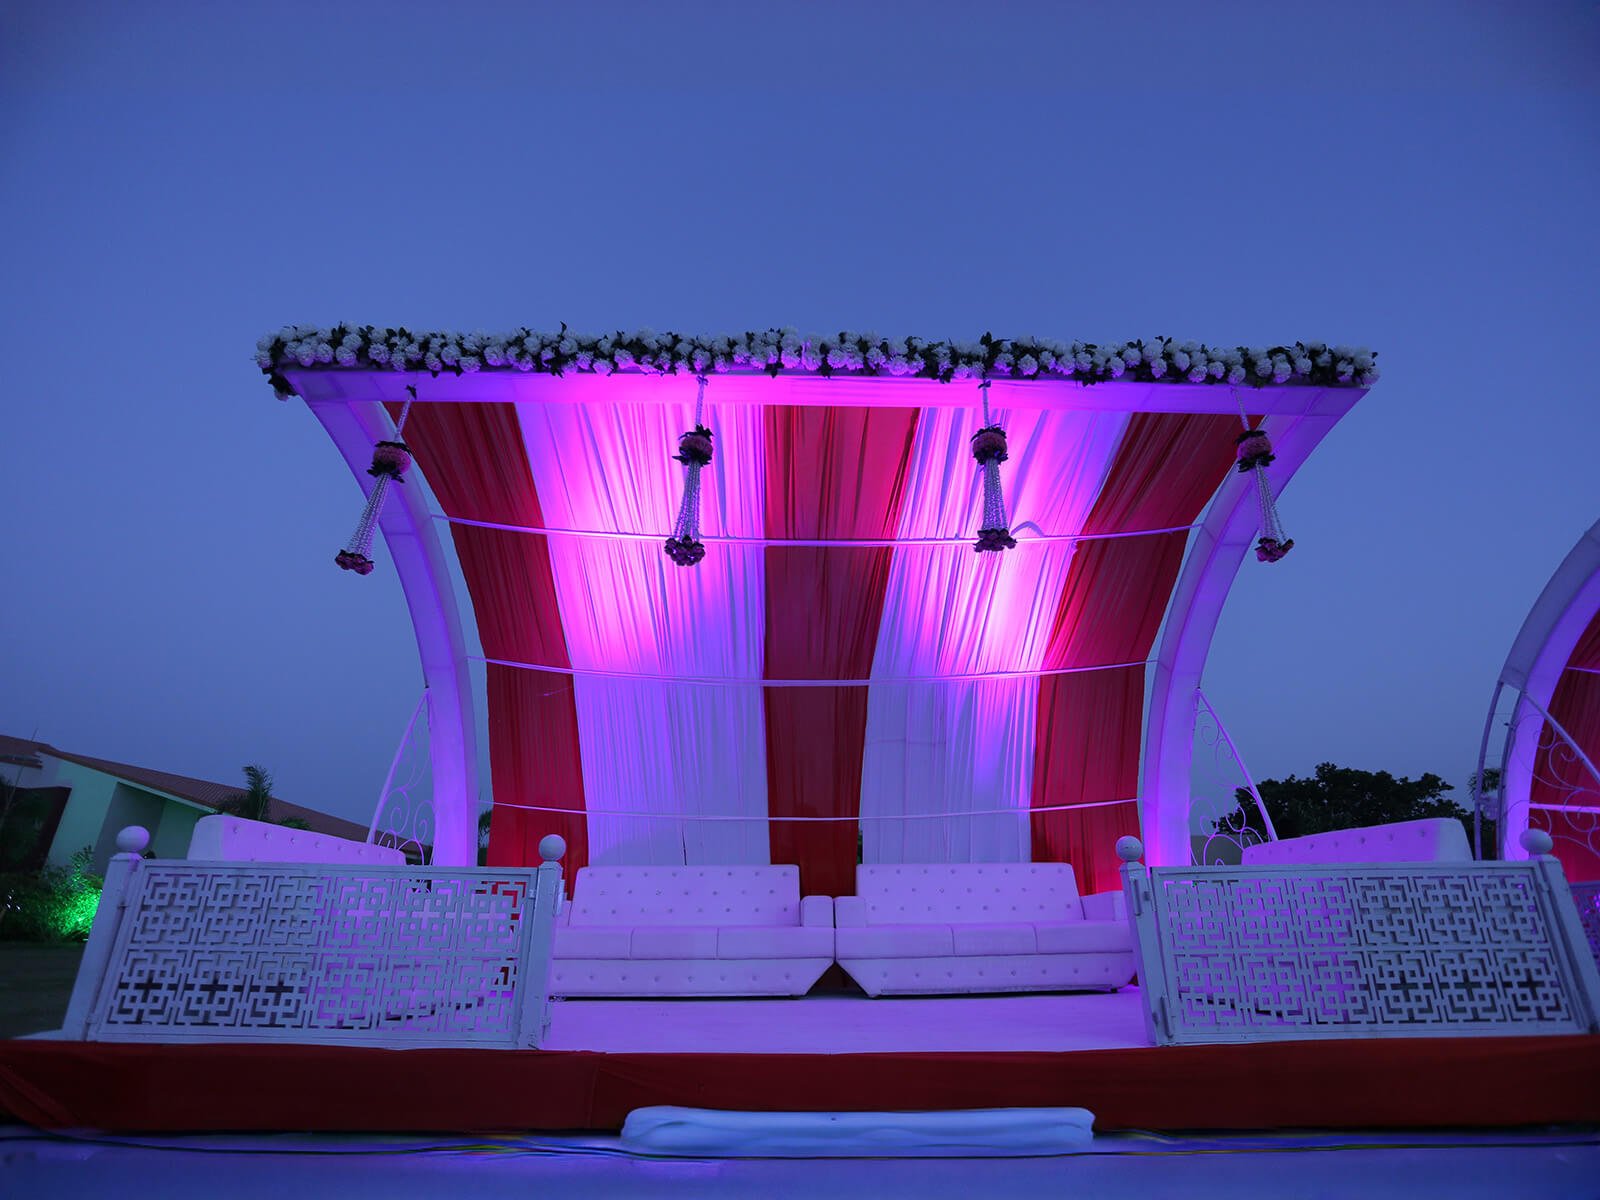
[859,406,1129,865]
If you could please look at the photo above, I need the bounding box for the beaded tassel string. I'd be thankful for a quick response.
[337,385,415,575]
[972,382,1017,553]
[665,376,712,567]
[1233,393,1292,563]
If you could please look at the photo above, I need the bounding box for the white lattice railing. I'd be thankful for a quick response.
[1117,834,1600,1046]
[60,827,566,1048]
[1574,880,1600,973]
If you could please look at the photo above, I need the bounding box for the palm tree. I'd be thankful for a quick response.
[220,764,276,824]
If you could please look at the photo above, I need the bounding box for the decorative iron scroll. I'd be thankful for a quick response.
[1122,852,1600,1044]
[86,862,549,1047]
[369,690,435,865]
[1189,688,1276,866]
[1484,685,1600,864]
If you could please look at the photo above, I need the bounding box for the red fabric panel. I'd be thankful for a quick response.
[1532,606,1600,882]
[1032,414,1242,891]
[393,402,587,872]
[3,1036,1597,1133]
[763,406,919,897]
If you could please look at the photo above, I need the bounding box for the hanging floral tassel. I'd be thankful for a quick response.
[336,385,416,575]
[665,376,712,567]
[1235,423,1293,563]
[972,383,1016,553]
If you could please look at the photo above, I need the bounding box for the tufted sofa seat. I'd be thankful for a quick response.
[1240,818,1473,866]
[550,865,835,997]
[834,863,1135,997]
[187,814,406,866]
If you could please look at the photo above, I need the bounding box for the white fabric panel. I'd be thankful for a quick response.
[860,408,1129,864]
[520,400,769,866]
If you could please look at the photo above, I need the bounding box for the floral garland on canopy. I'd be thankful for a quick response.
[257,326,1378,400]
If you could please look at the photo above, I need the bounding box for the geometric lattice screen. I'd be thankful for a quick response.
[83,863,553,1047]
[1574,881,1600,974]
[1125,862,1600,1044]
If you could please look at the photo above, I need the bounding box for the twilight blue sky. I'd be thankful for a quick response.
[2,1,1596,824]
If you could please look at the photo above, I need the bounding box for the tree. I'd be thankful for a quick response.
[1220,762,1480,847]
[219,764,279,824]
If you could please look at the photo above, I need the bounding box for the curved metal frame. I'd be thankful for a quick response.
[1479,518,1600,859]
[1140,389,1365,866]
[308,398,478,865]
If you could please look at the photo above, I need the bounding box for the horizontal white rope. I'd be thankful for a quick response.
[490,796,1139,821]
[472,655,1154,685]
[433,513,1200,548]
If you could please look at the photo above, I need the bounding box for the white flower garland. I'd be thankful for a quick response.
[257,325,1378,400]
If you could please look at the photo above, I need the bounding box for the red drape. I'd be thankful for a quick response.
[1031,414,1242,892]
[763,406,919,896]
[1532,607,1600,882]
[395,402,588,873]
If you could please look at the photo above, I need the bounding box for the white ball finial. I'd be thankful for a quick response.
[1519,828,1554,857]
[538,834,567,863]
[1115,835,1144,863]
[115,826,151,855]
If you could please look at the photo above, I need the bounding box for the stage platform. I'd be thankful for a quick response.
[544,991,1148,1054]
[2,990,1597,1134]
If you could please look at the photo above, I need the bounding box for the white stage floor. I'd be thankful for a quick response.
[542,989,1151,1054]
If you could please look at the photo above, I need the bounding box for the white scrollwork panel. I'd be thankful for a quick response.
[88,864,542,1047]
[1143,865,1592,1042]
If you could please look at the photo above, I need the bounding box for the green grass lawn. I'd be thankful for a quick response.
[0,943,83,1038]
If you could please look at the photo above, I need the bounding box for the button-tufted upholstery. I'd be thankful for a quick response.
[856,863,1084,923]
[552,864,835,998]
[1241,818,1473,866]
[186,814,406,866]
[834,862,1135,997]
[570,866,802,927]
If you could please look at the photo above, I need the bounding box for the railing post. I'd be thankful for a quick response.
[517,834,566,1047]
[1521,829,1600,1032]
[1117,836,1168,1047]
[60,826,148,1040]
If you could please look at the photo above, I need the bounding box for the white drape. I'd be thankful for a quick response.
[519,399,770,866]
[859,407,1129,864]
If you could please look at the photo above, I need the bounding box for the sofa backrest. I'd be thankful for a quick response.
[187,814,406,866]
[1241,818,1473,866]
[855,863,1084,924]
[569,865,802,927]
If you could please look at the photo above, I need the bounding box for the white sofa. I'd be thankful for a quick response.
[1241,818,1473,865]
[834,863,1135,997]
[187,814,406,866]
[550,865,835,997]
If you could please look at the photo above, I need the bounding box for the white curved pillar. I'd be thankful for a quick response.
[1493,518,1600,858]
[1140,388,1366,866]
[308,399,480,865]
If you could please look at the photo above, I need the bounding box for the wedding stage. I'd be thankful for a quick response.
[20,327,1600,1144]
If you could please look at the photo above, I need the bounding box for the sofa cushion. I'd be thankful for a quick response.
[836,924,954,959]
[855,863,1084,924]
[631,927,720,959]
[950,923,1038,956]
[570,866,802,927]
[717,925,834,960]
[1033,920,1133,955]
[1241,818,1472,865]
[554,925,634,958]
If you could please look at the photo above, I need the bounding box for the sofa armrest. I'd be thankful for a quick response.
[834,895,867,928]
[1082,889,1127,922]
[801,895,834,927]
